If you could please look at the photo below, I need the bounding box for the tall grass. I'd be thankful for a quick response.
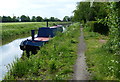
[4,23,80,80]
[84,28,119,80]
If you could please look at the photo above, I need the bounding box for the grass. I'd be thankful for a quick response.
[1,22,70,45]
[1,22,46,45]
[4,23,80,80]
[84,27,119,80]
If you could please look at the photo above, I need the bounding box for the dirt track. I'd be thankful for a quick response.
[73,27,90,80]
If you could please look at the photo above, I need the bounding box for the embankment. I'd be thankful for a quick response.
[4,23,80,80]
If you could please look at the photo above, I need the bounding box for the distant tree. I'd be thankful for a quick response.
[49,17,61,22]
[7,16,12,22]
[2,16,12,22]
[16,17,20,22]
[2,16,6,22]
[0,16,2,22]
[31,16,36,22]
[36,16,43,22]
[49,17,55,22]
[20,15,29,22]
[63,16,71,22]
[44,17,49,22]
[27,16,30,22]
[54,18,61,22]
[73,2,90,22]
[12,16,16,22]
[12,16,19,22]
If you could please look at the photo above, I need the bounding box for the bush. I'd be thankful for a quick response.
[85,21,109,35]
[93,22,109,35]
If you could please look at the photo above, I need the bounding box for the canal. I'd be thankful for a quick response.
[0,36,32,80]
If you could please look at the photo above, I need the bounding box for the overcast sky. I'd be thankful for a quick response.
[0,0,84,20]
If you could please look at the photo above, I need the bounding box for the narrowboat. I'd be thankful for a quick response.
[20,25,65,55]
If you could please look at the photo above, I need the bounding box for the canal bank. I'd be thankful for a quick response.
[1,24,69,80]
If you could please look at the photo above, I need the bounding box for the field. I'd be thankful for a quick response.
[4,23,80,80]
[1,22,70,45]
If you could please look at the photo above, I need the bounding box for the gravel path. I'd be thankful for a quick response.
[73,27,90,80]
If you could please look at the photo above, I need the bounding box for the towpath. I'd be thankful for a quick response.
[73,26,90,80]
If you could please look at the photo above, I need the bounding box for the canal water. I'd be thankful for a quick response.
[0,36,32,80]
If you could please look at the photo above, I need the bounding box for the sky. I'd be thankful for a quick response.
[0,0,83,20]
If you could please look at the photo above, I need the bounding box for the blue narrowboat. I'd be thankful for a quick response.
[20,25,65,56]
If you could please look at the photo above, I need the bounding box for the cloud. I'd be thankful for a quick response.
[0,0,82,19]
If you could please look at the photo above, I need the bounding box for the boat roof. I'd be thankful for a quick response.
[49,25,62,28]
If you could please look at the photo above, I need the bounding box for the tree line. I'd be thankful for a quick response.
[73,2,108,23]
[73,2,114,35]
[0,15,72,22]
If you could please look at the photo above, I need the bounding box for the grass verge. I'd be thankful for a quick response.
[4,23,80,80]
[84,27,119,80]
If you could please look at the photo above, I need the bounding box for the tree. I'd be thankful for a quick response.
[2,16,7,22]
[31,16,36,22]
[73,2,90,22]
[27,16,30,22]
[12,16,19,22]
[73,2,108,22]
[0,16,2,22]
[2,16,12,22]
[36,16,43,22]
[63,16,71,22]
[43,17,49,22]
[49,17,55,22]
[16,17,20,22]
[20,15,30,22]
[54,18,61,22]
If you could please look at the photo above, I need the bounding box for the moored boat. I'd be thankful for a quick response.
[20,25,65,56]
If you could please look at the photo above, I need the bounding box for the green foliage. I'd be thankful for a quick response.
[85,21,109,35]
[73,1,120,80]
[85,21,96,32]
[73,2,110,36]
[20,15,30,22]
[84,29,119,80]
[31,16,36,22]
[81,2,120,55]
[36,16,43,22]
[73,2,107,22]
[4,23,80,80]
[63,16,72,22]
[73,2,90,22]
[84,2,120,80]
[93,22,109,35]
[1,15,62,22]
[101,2,120,55]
